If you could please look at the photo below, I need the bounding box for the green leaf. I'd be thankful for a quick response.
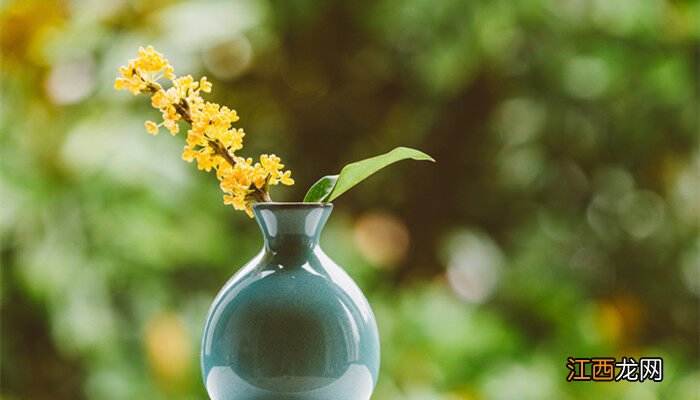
[303,147,434,203]
[303,175,339,202]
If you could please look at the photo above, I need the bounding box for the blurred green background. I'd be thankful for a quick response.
[1,0,698,399]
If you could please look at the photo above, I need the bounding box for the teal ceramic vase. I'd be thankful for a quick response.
[201,203,380,400]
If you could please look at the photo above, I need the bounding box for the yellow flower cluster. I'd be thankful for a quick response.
[114,46,175,94]
[115,46,293,215]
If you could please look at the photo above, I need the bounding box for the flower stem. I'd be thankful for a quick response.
[207,139,238,169]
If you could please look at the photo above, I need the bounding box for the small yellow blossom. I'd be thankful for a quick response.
[199,77,212,93]
[280,170,294,185]
[115,46,293,216]
[145,121,159,135]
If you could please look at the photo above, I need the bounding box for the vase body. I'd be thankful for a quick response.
[201,203,380,400]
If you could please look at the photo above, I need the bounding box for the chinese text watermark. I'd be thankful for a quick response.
[566,357,663,382]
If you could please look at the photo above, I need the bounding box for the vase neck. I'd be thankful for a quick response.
[253,203,333,252]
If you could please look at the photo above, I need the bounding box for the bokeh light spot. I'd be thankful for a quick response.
[353,211,410,268]
[45,55,96,104]
[441,230,503,304]
[144,312,193,389]
[564,56,610,99]
[616,190,665,239]
[203,36,253,80]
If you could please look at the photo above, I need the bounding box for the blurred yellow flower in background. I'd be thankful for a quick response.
[144,312,194,392]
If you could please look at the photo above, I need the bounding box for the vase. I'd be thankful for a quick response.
[201,203,380,400]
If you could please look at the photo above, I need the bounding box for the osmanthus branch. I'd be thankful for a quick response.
[144,81,273,203]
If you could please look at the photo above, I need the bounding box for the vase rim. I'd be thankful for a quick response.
[253,202,333,209]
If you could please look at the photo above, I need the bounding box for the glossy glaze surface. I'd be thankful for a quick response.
[201,203,380,400]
